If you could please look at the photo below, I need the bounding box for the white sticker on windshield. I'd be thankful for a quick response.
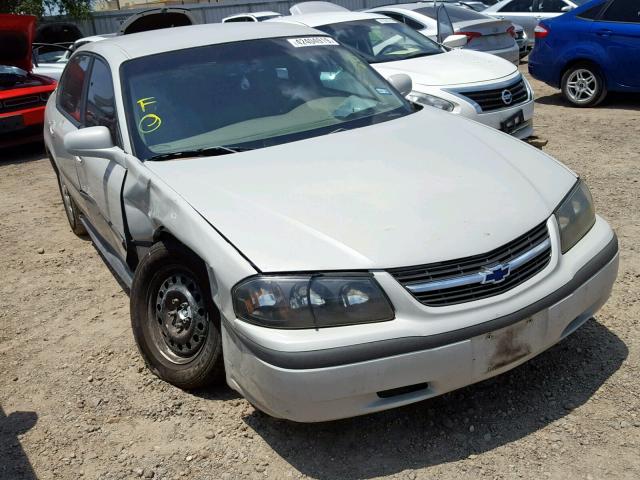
[287,37,339,48]
[376,18,397,24]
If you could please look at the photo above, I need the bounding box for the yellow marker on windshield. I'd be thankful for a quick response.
[139,113,162,134]
[137,97,157,112]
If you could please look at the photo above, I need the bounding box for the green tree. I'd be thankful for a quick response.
[1,0,92,18]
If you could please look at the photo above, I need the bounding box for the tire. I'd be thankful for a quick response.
[561,63,607,108]
[130,240,224,389]
[56,171,87,236]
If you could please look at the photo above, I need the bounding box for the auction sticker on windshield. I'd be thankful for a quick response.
[288,37,339,47]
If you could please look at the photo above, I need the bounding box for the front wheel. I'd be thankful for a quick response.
[561,64,607,107]
[130,240,224,389]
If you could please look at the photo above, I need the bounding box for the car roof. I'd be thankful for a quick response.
[80,22,323,61]
[271,11,387,28]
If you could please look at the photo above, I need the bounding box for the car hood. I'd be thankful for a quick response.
[145,109,575,272]
[373,49,517,87]
[0,14,36,72]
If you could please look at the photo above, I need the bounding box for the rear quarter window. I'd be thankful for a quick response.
[57,54,91,123]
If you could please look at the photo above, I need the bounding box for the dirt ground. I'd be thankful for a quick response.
[1,66,639,480]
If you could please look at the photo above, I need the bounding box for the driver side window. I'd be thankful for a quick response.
[499,0,534,12]
[84,57,118,144]
[536,0,568,13]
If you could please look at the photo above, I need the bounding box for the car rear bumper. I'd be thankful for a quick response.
[222,233,618,422]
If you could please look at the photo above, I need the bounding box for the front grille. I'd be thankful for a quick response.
[458,78,529,112]
[388,221,551,307]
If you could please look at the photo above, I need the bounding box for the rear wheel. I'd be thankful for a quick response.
[57,173,87,236]
[130,240,224,389]
[561,63,607,107]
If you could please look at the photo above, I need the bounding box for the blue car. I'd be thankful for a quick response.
[529,0,640,107]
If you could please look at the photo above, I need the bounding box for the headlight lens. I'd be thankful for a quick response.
[406,91,455,112]
[233,275,394,329]
[554,179,596,254]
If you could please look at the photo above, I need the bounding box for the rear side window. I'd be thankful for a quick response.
[536,0,568,12]
[601,0,640,23]
[499,0,535,12]
[58,54,91,123]
[84,58,118,142]
[577,2,606,19]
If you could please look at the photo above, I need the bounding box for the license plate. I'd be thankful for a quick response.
[0,115,25,134]
[500,110,525,135]
[472,315,546,375]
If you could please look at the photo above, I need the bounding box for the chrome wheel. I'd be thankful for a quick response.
[565,69,598,104]
[151,271,209,364]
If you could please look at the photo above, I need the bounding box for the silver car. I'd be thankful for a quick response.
[368,3,520,64]
[483,0,588,47]
[44,22,618,422]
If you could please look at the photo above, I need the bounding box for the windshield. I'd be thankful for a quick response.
[316,19,444,64]
[121,36,412,161]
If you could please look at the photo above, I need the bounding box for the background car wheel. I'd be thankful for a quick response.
[57,174,87,236]
[130,240,224,389]
[561,63,607,108]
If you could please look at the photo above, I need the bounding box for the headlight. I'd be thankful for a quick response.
[554,179,596,254]
[406,92,455,112]
[233,274,394,329]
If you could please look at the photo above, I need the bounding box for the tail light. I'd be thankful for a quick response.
[458,31,482,43]
[534,24,550,39]
[507,26,516,38]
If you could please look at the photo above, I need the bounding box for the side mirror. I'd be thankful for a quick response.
[442,34,468,49]
[387,73,413,97]
[64,126,126,167]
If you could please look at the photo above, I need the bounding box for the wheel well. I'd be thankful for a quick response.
[560,59,603,86]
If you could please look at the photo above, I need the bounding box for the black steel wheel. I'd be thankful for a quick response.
[57,173,87,236]
[130,240,224,389]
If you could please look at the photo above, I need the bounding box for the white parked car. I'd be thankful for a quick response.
[273,11,534,139]
[44,22,618,422]
[367,2,520,64]
[483,0,588,47]
[222,11,283,23]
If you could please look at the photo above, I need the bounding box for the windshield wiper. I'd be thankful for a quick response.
[146,145,253,161]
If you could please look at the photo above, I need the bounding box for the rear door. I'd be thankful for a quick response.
[591,0,640,87]
[50,53,91,192]
[75,55,128,259]
[494,0,538,40]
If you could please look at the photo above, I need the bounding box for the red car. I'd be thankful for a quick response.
[0,14,56,147]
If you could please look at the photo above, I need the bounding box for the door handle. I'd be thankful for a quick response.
[596,29,613,37]
[48,121,55,136]
[75,156,83,164]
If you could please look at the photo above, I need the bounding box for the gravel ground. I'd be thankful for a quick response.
[1,66,639,480]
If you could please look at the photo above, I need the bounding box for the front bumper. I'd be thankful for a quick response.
[223,228,618,422]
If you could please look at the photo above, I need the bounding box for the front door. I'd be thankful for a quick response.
[75,56,128,259]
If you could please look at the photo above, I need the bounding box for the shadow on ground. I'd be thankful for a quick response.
[0,406,38,480]
[244,318,627,480]
[536,91,640,111]
[0,142,46,166]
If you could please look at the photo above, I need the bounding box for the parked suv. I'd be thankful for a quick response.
[529,0,640,107]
